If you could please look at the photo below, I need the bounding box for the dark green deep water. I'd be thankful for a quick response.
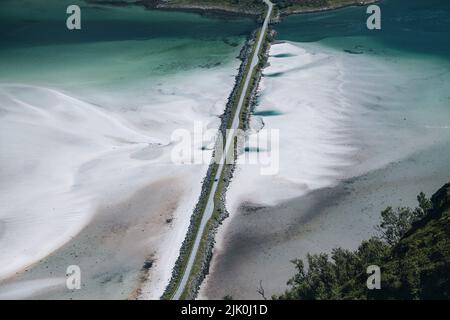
[276,0,450,58]
[0,0,256,47]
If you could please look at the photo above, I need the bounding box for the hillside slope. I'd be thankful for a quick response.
[277,183,450,300]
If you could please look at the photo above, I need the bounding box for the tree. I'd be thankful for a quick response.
[274,188,450,300]
[414,192,433,219]
[376,193,432,246]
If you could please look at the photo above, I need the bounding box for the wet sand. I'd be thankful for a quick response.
[200,141,450,299]
[0,177,199,299]
[199,36,450,299]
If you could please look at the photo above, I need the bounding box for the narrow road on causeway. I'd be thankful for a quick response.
[172,0,273,300]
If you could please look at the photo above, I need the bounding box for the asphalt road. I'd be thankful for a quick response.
[172,0,274,300]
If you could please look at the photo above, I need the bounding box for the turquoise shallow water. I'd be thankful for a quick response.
[273,0,450,160]
[0,0,256,88]
[1,0,449,300]
[0,0,257,299]
[201,0,450,299]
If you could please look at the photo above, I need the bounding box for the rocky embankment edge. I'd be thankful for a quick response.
[160,31,256,300]
[161,26,274,299]
[186,28,275,300]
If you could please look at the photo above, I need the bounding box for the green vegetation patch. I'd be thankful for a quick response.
[276,183,450,300]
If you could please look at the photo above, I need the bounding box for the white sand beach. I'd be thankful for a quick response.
[0,63,239,299]
[227,41,450,210]
[199,41,450,299]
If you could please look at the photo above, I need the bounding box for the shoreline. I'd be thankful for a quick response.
[152,0,380,18]
[199,8,450,297]
[88,0,381,21]
[200,139,450,299]
[81,0,383,300]
[0,36,246,299]
[278,0,379,17]
[152,4,261,19]
[147,0,378,299]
